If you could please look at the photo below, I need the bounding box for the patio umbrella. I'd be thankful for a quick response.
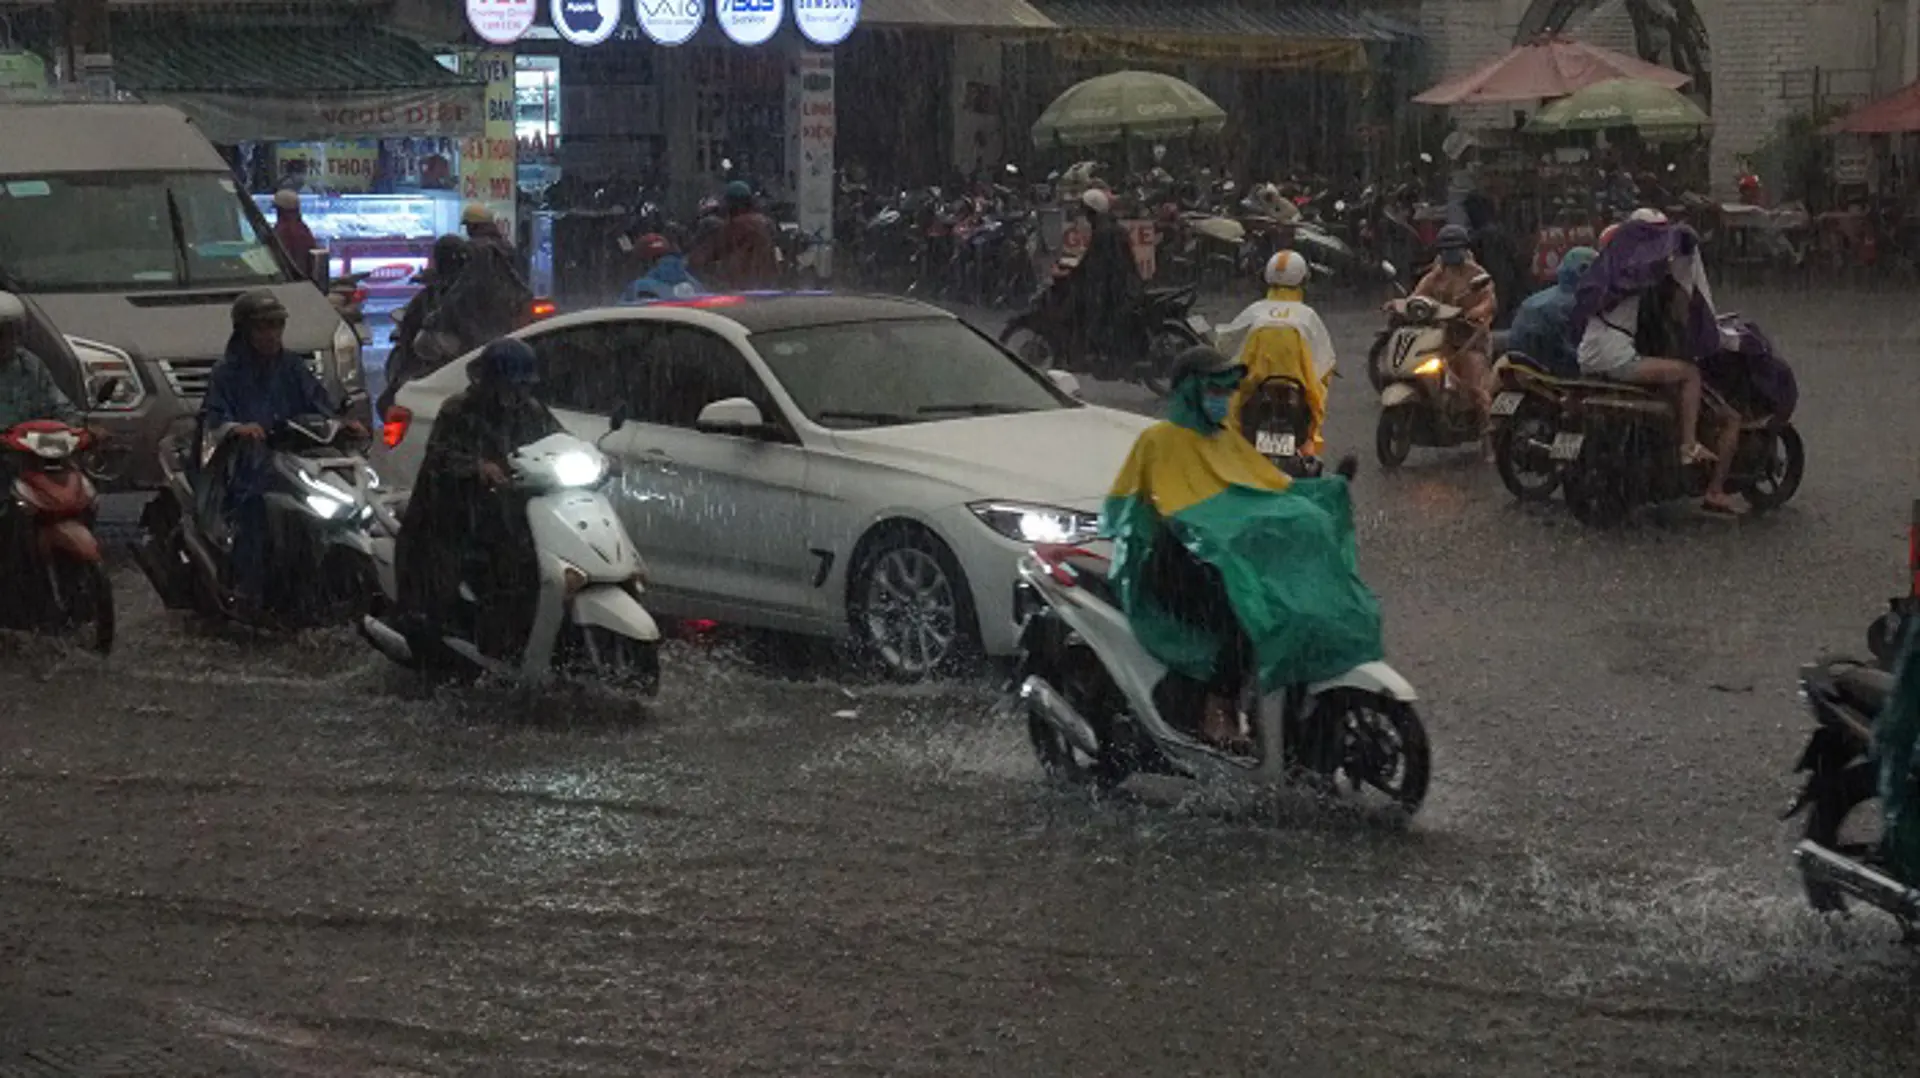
[1526,78,1710,134]
[1031,70,1227,148]
[1414,36,1689,107]
[1828,81,1920,134]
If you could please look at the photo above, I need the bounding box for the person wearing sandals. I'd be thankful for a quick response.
[1575,209,1743,516]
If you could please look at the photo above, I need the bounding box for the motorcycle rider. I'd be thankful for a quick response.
[1574,210,1742,515]
[0,293,80,430]
[619,233,705,303]
[1102,346,1381,751]
[689,181,777,290]
[1068,187,1143,370]
[395,337,562,660]
[379,233,471,415]
[1505,245,1598,378]
[444,204,533,347]
[1216,250,1334,455]
[1410,223,1497,454]
[202,291,360,619]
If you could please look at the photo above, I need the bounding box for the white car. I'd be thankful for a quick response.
[378,294,1153,678]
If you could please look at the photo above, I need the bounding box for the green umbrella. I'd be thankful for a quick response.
[1526,77,1711,134]
[1031,70,1227,149]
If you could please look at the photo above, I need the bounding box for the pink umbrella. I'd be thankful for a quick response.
[1414,36,1690,107]
[1827,81,1920,134]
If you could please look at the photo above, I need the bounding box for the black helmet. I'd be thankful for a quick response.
[1169,345,1244,387]
[231,289,289,329]
[475,337,539,387]
[1437,223,1472,250]
[430,233,471,273]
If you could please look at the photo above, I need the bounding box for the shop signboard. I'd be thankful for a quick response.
[793,0,858,45]
[463,51,519,238]
[322,140,380,192]
[790,48,834,275]
[1060,218,1160,279]
[552,0,622,46]
[717,0,784,46]
[152,88,481,144]
[467,0,537,45]
[636,0,704,45]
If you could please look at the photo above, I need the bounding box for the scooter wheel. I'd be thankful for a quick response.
[1375,406,1414,469]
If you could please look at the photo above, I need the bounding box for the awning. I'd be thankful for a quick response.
[114,24,483,144]
[861,0,1057,32]
[1033,0,1418,71]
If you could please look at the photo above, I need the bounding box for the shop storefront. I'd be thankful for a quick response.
[111,17,489,319]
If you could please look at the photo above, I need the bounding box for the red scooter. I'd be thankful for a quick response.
[1,420,112,654]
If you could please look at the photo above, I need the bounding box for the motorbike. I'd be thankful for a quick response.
[325,271,373,346]
[1867,497,1920,669]
[0,420,113,653]
[1238,375,1323,479]
[1485,353,1576,501]
[1007,537,1430,812]
[1373,284,1492,469]
[359,425,662,692]
[1547,343,1805,528]
[135,411,383,628]
[999,269,1208,396]
[1785,653,1920,936]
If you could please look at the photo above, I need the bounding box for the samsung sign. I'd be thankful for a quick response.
[716,0,784,45]
[794,0,859,45]
[636,0,703,44]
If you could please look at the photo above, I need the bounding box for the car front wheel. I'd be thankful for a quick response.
[848,525,980,681]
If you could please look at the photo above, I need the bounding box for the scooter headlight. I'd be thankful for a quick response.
[552,450,607,488]
[1413,355,1446,377]
[304,492,350,519]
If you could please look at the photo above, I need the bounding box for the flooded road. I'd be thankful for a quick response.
[5,286,1920,1075]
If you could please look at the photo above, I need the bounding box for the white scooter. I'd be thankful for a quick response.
[360,426,663,693]
[1008,529,1430,813]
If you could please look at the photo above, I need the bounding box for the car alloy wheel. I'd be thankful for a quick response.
[858,543,961,679]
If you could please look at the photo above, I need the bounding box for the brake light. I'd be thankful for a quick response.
[1909,499,1920,598]
[383,405,411,449]
[529,298,558,320]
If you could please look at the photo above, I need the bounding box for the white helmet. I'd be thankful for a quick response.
[1080,187,1111,214]
[1628,206,1669,225]
[1264,250,1309,288]
[272,188,301,211]
[0,292,25,323]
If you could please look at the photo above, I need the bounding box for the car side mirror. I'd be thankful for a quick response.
[695,396,767,436]
[1045,368,1083,399]
[608,402,629,432]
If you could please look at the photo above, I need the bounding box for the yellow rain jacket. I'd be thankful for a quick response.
[1219,286,1333,455]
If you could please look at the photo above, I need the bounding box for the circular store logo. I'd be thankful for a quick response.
[637,0,704,44]
[552,0,621,45]
[794,0,859,45]
[467,0,538,44]
[716,0,784,46]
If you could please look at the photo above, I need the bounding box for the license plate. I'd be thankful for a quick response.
[1187,314,1211,336]
[1256,431,1296,457]
[1549,432,1586,461]
[1490,392,1523,417]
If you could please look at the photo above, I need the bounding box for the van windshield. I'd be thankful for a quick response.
[0,172,289,291]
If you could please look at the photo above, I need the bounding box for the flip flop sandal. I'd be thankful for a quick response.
[1700,498,1746,517]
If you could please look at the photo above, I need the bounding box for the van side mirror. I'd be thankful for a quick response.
[695,396,767,436]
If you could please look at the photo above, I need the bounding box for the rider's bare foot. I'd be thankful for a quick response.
[1201,696,1252,753]
[1681,442,1718,466]
[1701,492,1746,517]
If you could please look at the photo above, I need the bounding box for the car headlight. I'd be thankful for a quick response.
[329,320,365,390]
[552,450,607,488]
[969,501,1099,545]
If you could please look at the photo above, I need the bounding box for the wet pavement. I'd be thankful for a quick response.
[6,286,1920,1074]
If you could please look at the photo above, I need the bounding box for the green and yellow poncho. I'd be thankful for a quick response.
[1099,375,1385,690]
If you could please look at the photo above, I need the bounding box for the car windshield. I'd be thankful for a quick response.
[751,317,1072,429]
[0,171,289,291]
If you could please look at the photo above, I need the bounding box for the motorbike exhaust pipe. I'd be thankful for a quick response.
[1794,840,1920,921]
[358,615,416,667]
[1019,675,1101,757]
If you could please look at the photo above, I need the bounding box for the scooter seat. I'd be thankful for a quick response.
[1836,665,1896,715]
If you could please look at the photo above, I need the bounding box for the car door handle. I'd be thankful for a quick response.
[641,447,678,474]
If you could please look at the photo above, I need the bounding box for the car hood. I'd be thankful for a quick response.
[825,405,1153,510]
[26,282,339,359]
